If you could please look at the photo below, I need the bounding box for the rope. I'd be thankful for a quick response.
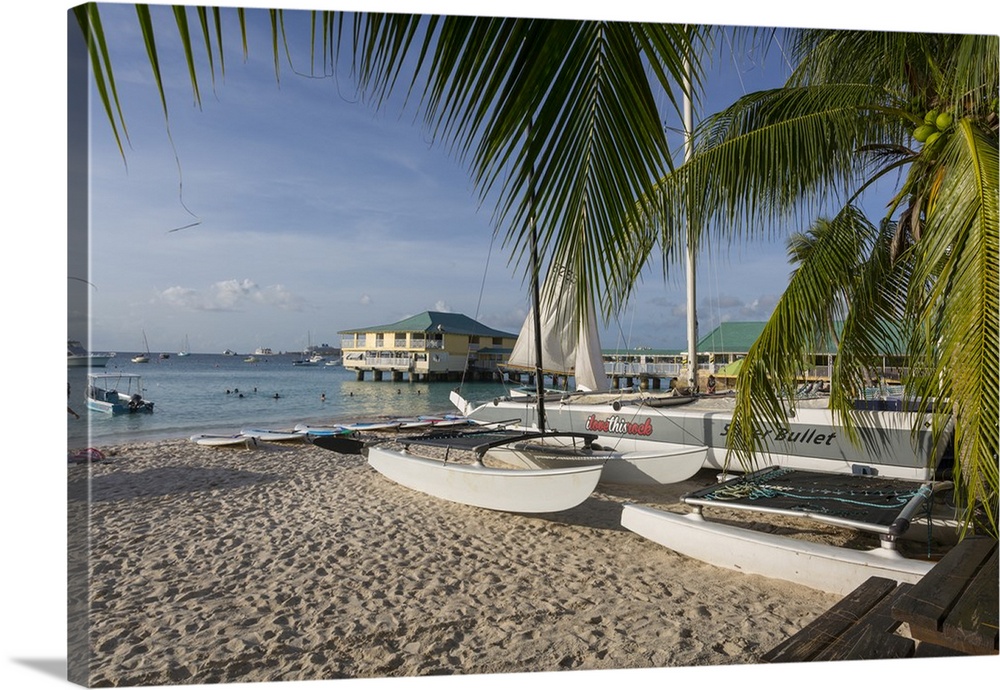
[704,468,931,512]
[458,228,500,393]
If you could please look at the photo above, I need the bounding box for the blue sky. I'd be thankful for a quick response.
[68,3,985,357]
[73,3,813,355]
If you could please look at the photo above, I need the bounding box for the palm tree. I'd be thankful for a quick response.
[624,30,998,536]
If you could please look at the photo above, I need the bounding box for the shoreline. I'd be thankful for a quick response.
[68,437,857,686]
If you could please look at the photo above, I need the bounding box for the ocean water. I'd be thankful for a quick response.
[67,353,511,448]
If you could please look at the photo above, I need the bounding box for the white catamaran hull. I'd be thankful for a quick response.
[367,445,604,513]
[620,504,935,596]
[481,435,707,486]
[452,391,948,482]
[600,444,708,485]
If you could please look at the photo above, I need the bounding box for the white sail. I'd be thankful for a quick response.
[507,265,609,392]
[574,299,608,391]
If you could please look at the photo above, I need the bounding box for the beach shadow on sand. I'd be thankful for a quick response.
[68,466,280,503]
[545,495,633,531]
[541,471,715,532]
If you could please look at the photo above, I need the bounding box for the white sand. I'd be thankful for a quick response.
[68,438,850,686]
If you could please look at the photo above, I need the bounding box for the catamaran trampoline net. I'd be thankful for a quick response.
[682,466,940,535]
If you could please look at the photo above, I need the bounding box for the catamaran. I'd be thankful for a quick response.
[355,283,614,512]
[450,264,710,485]
[449,260,950,483]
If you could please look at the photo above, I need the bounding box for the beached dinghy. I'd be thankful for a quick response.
[190,433,259,448]
[240,428,308,442]
[308,431,366,455]
[342,420,402,432]
[293,423,351,436]
[621,466,953,595]
[365,428,605,513]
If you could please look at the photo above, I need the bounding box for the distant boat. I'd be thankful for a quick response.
[159,353,170,360]
[177,335,191,357]
[67,340,114,368]
[222,349,237,356]
[292,354,325,366]
[132,330,151,363]
[244,356,259,363]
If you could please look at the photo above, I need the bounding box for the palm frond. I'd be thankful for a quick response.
[73,3,129,159]
[344,16,708,321]
[725,207,879,470]
[905,119,999,534]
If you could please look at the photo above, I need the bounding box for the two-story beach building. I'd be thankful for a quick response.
[339,311,518,382]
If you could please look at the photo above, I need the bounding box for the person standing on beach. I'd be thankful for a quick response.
[68,382,80,419]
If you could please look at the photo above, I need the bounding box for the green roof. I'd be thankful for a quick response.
[697,322,767,353]
[339,311,517,339]
[697,320,909,356]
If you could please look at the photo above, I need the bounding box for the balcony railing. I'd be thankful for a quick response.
[340,338,446,350]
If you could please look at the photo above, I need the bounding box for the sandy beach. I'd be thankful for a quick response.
[67,436,862,686]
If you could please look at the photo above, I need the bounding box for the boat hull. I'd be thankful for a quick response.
[68,355,112,368]
[367,445,604,513]
[85,395,154,415]
[190,434,259,447]
[240,428,307,442]
[482,436,706,485]
[310,434,366,455]
[601,444,708,485]
[453,392,946,481]
[620,504,934,595]
[67,341,113,367]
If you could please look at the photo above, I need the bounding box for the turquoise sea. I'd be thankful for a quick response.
[67,353,510,449]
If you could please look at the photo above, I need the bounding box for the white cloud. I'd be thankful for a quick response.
[212,278,258,310]
[157,279,306,312]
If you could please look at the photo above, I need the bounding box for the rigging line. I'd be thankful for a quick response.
[708,233,725,356]
[161,120,202,233]
[722,31,748,96]
[771,29,795,75]
[459,227,501,392]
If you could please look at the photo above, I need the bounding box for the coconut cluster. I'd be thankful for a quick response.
[913,109,953,152]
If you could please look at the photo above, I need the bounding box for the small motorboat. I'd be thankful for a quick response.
[86,373,154,415]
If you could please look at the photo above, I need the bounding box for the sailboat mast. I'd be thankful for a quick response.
[527,120,546,432]
[683,52,698,392]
